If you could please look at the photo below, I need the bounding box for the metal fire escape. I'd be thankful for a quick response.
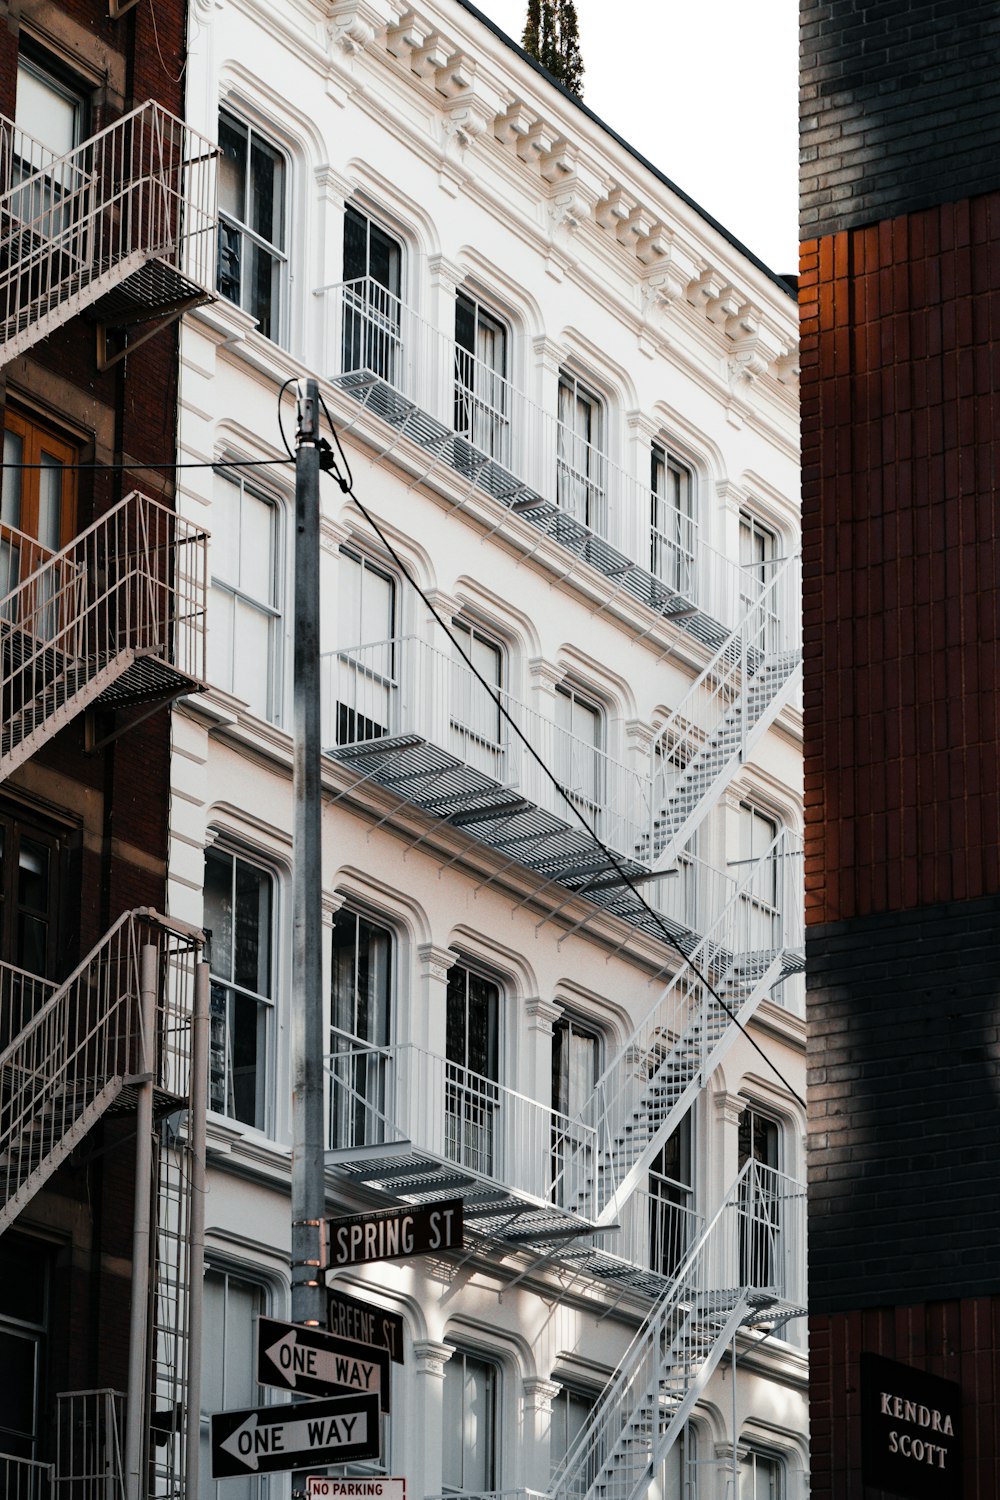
[321,280,806,1484]
[0,490,209,778]
[0,911,207,1499]
[0,102,217,367]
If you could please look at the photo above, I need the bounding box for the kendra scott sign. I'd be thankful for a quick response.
[861,1353,961,1497]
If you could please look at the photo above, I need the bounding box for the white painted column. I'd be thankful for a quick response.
[521,1376,561,1492]
[410,1339,453,1498]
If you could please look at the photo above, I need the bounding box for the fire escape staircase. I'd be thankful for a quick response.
[0,910,206,1496]
[642,553,802,876]
[0,491,208,780]
[548,1160,806,1500]
[0,102,218,366]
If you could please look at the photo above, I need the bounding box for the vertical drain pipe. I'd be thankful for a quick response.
[184,960,210,1499]
[125,942,158,1499]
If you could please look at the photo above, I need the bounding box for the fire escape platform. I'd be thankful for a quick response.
[327,1142,604,1250]
[331,368,730,652]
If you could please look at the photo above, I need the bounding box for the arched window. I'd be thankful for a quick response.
[329,906,394,1150]
[445,964,502,1176]
[442,1347,499,1493]
[557,371,607,534]
[342,205,403,385]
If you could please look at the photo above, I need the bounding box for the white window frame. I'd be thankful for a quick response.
[204,844,277,1136]
[454,289,511,465]
[557,370,607,534]
[341,203,404,386]
[334,546,399,745]
[554,682,605,820]
[739,1444,785,1500]
[329,904,395,1153]
[650,442,695,596]
[209,469,284,724]
[217,107,288,344]
[442,1345,500,1495]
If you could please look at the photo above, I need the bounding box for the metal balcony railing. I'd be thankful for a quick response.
[0,909,200,1235]
[550,1162,806,1500]
[0,491,208,778]
[322,633,653,866]
[328,1032,599,1220]
[0,103,217,362]
[618,1172,705,1281]
[55,1390,126,1500]
[321,277,750,645]
[0,1453,53,1500]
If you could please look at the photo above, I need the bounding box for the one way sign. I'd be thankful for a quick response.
[210,1393,380,1477]
[257,1317,391,1411]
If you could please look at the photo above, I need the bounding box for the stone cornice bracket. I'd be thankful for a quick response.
[686,265,728,314]
[326,0,394,55]
[322,890,348,925]
[517,118,560,166]
[538,139,576,184]
[641,240,699,313]
[773,341,800,384]
[385,9,431,66]
[525,995,563,1033]
[494,100,534,148]
[594,186,633,234]
[410,33,452,80]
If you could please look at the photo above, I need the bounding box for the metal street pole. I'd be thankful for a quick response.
[291,378,326,1327]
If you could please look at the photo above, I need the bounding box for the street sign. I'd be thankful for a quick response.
[210,1393,379,1478]
[257,1316,391,1411]
[308,1480,406,1500]
[326,1198,464,1268]
[327,1287,405,1365]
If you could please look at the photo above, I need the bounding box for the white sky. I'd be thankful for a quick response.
[472,0,799,278]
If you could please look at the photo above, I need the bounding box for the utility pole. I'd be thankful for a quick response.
[291,378,326,1327]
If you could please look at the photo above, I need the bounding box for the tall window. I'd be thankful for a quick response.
[651,445,694,597]
[649,1113,693,1277]
[551,1015,599,1207]
[738,1103,781,1291]
[739,1447,783,1499]
[550,1385,595,1478]
[454,292,510,464]
[450,620,503,779]
[739,510,780,653]
[13,51,86,236]
[217,110,286,342]
[342,206,403,384]
[446,964,501,1176]
[442,1348,498,1494]
[201,1267,269,1500]
[330,907,393,1150]
[204,848,274,1131]
[735,803,780,952]
[555,685,603,817]
[1,410,78,629]
[557,372,606,533]
[336,549,397,744]
[209,473,282,722]
[0,1233,49,1464]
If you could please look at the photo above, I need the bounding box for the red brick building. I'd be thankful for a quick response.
[0,1,214,1492]
[801,1,1000,1495]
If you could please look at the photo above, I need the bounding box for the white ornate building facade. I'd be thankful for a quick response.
[171,1,806,1496]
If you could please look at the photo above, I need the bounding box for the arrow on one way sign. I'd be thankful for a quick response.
[210,1393,380,1478]
[256,1316,391,1411]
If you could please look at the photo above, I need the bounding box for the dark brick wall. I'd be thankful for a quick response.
[800,197,1000,926]
[801,0,1000,239]
[810,1300,1000,1500]
[809,897,1000,1311]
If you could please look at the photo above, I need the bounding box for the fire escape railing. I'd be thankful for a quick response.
[0,490,208,777]
[0,102,217,361]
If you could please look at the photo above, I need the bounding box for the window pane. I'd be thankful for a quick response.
[218,115,248,220]
[231,599,271,716]
[2,429,22,532]
[16,63,78,155]
[207,586,236,695]
[37,455,62,551]
[204,852,234,982]
[344,206,368,283]
[250,138,283,248]
[234,859,271,995]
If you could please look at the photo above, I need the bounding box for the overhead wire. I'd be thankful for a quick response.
[286,382,805,1111]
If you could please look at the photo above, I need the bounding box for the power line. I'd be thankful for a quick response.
[299,387,806,1111]
[0,457,293,472]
